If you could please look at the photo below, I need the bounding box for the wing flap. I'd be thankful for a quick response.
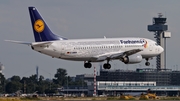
[123,49,143,56]
[93,49,143,61]
[93,51,124,61]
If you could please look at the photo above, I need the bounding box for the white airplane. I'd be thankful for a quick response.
[6,7,164,69]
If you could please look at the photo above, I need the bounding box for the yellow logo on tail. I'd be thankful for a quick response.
[34,19,45,33]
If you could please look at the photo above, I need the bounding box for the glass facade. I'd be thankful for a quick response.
[98,68,180,86]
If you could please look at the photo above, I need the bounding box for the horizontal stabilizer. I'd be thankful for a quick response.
[5,40,32,45]
[5,40,52,47]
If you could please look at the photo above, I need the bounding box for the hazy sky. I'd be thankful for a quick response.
[1,0,180,79]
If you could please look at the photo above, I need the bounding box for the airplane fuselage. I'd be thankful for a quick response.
[32,37,163,62]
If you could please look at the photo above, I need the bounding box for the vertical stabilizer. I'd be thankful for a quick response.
[29,7,67,42]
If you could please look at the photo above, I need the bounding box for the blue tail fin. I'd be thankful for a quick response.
[29,7,67,42]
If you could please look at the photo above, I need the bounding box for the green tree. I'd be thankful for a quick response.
[20,75,38,93]
[11,75,21,82]
[53,68,68,86]
[36,75,50,94]
[5,75,22,93]
[29,74,37,83]
[0,73,6,93]
[39,75,44,82]
[26,83,36,93]
[20,75,51,94]
[20,77,29,83]
[6,81,22,93]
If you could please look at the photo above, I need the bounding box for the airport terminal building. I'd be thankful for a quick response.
[97,68,180,96]
[62,68,180,96]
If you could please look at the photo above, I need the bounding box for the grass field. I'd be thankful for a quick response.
[0,96,180,101]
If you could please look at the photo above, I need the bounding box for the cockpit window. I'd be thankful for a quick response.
[155,43,158,46]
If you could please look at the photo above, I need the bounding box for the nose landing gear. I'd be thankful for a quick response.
[145,58,150,66]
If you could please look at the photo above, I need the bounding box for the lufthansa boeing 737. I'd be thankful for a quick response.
[6,7,164,69]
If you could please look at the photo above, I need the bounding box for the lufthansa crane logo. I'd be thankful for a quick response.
[34,19,45,33]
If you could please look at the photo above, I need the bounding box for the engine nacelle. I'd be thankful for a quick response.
[122,54,142,64]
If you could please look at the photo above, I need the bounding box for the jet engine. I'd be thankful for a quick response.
[121,54,142,64]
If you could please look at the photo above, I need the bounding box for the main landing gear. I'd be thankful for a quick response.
[84,61,111,69]
[103,60,111,69]
[145,58,150,66]
[84,61,92,68]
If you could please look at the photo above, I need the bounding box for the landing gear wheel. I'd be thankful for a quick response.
[84,62,92,68]
[103,63,111,69]
[145,62,150,66]
[145,58,150,66]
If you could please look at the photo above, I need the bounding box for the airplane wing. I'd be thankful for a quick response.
[5,40,52,47]
[122,49,143,56]
[93,49,143,61]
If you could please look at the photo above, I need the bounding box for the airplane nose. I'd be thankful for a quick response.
[159,46,164,53]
